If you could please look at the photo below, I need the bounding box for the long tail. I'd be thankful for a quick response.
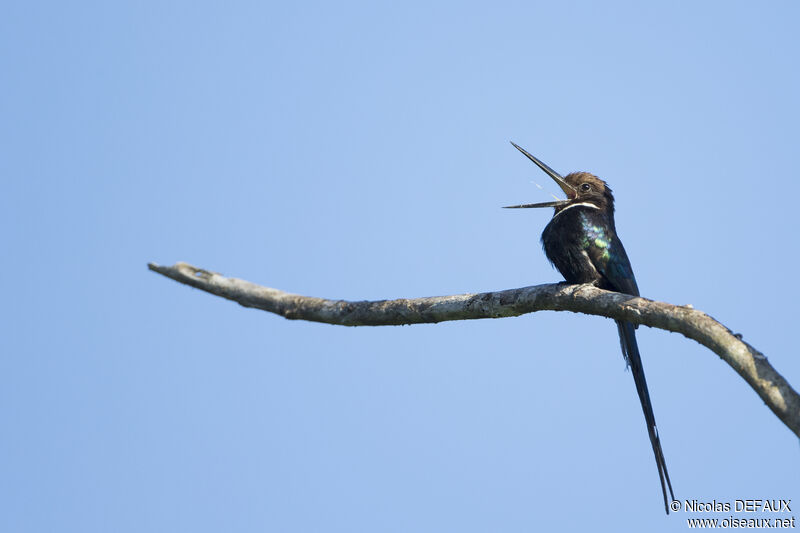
[616,320,675,514]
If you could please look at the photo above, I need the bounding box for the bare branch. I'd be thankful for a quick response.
[148,261,800,438]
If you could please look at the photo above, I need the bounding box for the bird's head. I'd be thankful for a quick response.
[504,142,615,214]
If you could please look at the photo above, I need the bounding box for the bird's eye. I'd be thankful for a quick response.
[580,183,591,192]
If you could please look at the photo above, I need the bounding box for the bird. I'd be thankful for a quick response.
[504,141,675,514]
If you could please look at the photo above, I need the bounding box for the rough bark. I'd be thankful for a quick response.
[148,261,800,438]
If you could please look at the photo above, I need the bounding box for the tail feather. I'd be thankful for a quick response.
[616,320,675,514]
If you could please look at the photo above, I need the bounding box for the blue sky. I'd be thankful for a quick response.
[2,1,798,531]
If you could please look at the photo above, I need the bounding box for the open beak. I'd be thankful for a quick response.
[503,142,576,209]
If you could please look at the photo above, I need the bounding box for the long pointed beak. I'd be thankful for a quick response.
[509,141,576,198]
[503,199,571,209]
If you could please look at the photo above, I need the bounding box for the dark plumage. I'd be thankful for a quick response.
[505,143,675,514]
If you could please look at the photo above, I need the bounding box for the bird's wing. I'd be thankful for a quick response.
[585,231,640,297]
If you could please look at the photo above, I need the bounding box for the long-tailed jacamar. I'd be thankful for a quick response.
[505,142,675,514]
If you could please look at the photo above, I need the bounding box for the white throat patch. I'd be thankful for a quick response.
[553,202,600,220]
